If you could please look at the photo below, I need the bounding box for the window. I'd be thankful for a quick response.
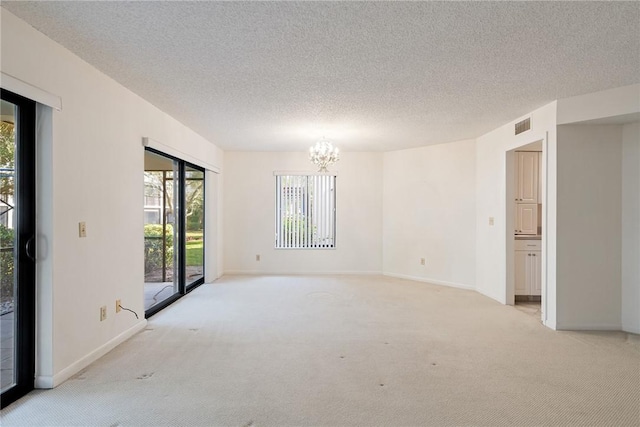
[275,174,336,249]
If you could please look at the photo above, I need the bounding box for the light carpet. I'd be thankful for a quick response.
[1,275,639,426]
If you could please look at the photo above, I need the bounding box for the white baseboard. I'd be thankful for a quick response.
[222,270,383,276]
[34,376,53,389]
[543,318,557,330]
[556,322,622,331]
[383,272,475,291]
[622,324,640,335]
[475,287,505,304]
[35,319,147,389]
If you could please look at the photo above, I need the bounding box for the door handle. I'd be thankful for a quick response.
[25,236,36,262]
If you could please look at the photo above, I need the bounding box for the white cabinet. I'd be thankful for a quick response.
[514,151,541,235]
[515,240,541,296]
[530,251,542,295]
[515,203,538,235]
[516,152,539,203]
[514,250,529,295]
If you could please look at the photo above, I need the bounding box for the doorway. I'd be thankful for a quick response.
[506,139,545,322]
[143,148,205,317]
[144,150,180,311]
[0,90,36,408]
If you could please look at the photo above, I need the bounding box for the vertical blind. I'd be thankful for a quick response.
[275,174,336,248]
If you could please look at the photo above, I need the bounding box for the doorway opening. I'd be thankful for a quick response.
[506,139,545,322]
[144,148,205,317]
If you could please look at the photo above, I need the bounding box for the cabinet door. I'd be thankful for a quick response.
[515,203,538,234]
[514,250,529,295]
[516,152,539,203]
[530,251,542,296]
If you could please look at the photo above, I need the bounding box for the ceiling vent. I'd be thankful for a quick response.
[515,117,531,135]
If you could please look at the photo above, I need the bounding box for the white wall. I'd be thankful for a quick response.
[475,102,558,328]
[557,84,640,125]
[622,122,640,333]
[555,86,640,331]
[1,10,224,387]
[556,125,622,330]
[223,151,382,274]
[382,139,476,289]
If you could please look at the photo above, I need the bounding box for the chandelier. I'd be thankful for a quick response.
[309,138,340,172]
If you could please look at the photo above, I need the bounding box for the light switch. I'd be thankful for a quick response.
[79,222,87,238]
[489,217,495,226]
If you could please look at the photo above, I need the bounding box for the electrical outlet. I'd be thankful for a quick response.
[100,305,107,321]
[420,258,426,266]
[79,221,87,238]
[256,254,261,261]
[116,299,121,313]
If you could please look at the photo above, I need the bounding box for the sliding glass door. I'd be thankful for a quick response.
[0,90,36,408]
[144,149,205,316]
[185,165,204,289]
[143,151,180,312]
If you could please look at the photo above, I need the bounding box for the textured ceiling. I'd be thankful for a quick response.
[3,1,639,151]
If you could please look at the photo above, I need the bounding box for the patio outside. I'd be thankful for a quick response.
[144,161,204,311]
[144,231,203,310]
[0,108,16,393]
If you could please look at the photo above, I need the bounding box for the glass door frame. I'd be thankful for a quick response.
[143,149,182,316]
[0,89,36,409]
[144,148,205,318]
[184,161,205,293]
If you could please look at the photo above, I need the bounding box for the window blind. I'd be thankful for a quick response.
[275,174,336,249]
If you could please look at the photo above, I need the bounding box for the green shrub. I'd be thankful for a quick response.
[0,224,14,302]
[283,216,307,238]
[144,224,173,274]
[186,214,203,234]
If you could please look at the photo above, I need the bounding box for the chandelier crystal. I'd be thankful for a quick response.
[309,138,340,172]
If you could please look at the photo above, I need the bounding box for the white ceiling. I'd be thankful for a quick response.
[3,1,639,152]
